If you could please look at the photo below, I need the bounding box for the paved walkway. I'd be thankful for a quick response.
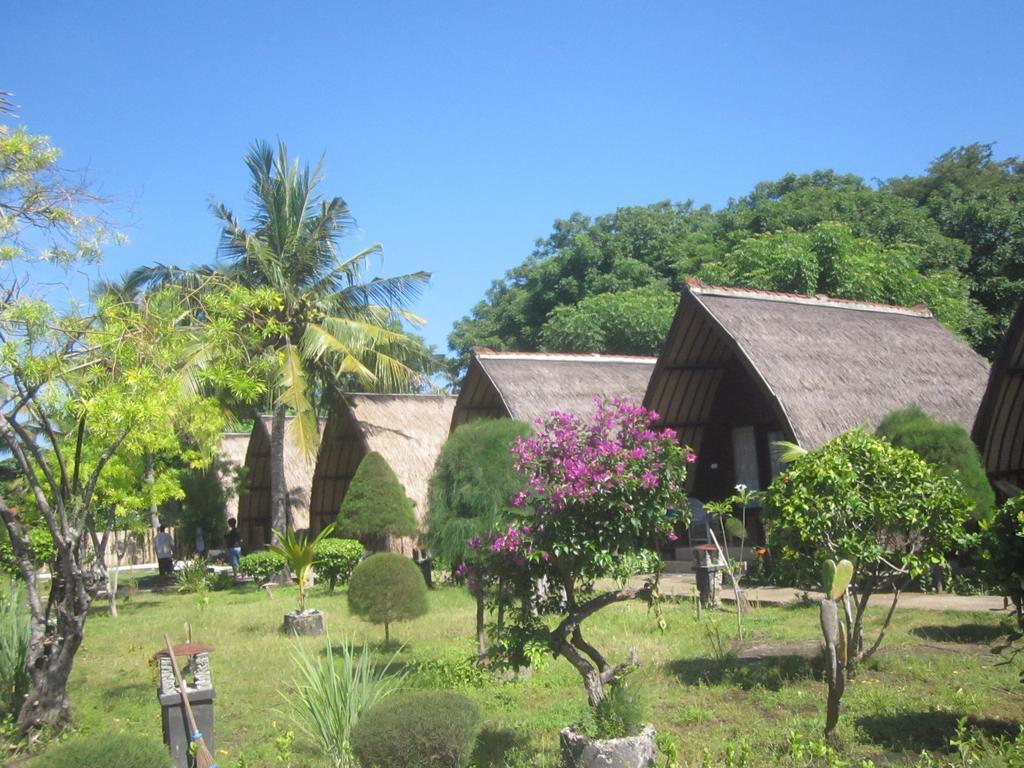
[617,573,1011,613]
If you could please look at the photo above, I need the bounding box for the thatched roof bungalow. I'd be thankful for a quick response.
[310,394,456,552]
[973,300,1024,498]
[216,432,251,527]
[645,280,990,504]
[450,349,657,430]
[235,416,323,548]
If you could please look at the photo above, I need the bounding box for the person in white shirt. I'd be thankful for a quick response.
[155,525,174,578]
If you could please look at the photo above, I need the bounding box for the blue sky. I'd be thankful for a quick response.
[5,1,1023,352]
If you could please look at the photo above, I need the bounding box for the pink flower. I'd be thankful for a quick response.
[685,451,697,464]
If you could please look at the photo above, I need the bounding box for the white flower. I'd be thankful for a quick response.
[735,483,747,493]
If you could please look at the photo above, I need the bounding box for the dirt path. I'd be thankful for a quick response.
[614,574,1011,613]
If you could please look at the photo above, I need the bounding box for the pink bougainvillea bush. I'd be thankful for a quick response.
[480,398,692,708]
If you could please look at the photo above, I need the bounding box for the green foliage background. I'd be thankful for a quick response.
[449,146,1024,370]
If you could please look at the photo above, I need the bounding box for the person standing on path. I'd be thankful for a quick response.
[155,525,175,578]
[224,517,242,577]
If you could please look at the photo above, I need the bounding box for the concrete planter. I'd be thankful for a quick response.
[559,724,657,768]
[283,609,324,636]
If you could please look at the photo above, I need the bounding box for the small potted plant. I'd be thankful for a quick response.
[271,523,335,636]
[483,399,692,767]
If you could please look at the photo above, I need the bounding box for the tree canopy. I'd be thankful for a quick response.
[449,145,1022,372]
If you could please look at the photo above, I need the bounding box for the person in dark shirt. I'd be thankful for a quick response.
[225,517,242,577]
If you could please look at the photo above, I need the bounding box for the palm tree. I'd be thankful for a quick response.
[128,140,430,539]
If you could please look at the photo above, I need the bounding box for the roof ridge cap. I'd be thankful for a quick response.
[684,278,932,318]
[476,351,658,363]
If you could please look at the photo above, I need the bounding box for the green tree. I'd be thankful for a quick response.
[0,116,259,734]
[887,144,1024,355]
[0,287,249,734]
[538,285,678,355]
[425,419,531,655]
[336,452,418,551]
[448,163,994,372]
[875,405,995,520]
[979,495,1024,630]
[347,552,428,644]
[763,429,973,664]
[698,222,982,337]
[447,202,716,373]
[127,141,431,541]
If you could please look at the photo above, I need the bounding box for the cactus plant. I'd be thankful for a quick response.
[819,558,853,743]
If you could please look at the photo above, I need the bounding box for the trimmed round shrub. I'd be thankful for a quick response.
[351,690,480,768]
[348,552,428,643]
[312,537,365,591]
[28,732,173,768]
[239,549,286,584]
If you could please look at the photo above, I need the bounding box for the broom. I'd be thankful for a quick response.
[163,633,218,768]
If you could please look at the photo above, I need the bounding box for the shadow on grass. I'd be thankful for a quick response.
[104,682,150,701]
[910,623,1006,645]
[857,712,1018,752]
[472,726,531,768]
[87,599,162,617]
[668,652,820,691]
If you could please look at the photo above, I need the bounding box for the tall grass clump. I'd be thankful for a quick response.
[0,578,30,721]
[284,633,406,768]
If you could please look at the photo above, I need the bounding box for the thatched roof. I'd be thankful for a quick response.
[973,299,1024,495]
[311,394,456,544]
[646,280,990,450]
[216,432,251,524]
[236,416,324,545]
[451,349,657,430]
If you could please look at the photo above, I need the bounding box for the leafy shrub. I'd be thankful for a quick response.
[586,678,646,739]
[239,550,286,584]
[351,690,480,768]
[0,526,55,577]
[0,579,30,721]
[347,553,428,644]
[312,538,364,592]
[876,405,995,519]
[285,634,406,768]
[270,524,335,612]
[336,452,418,551]
[409,656,488,691]
[27,732,174,768]
[764,428,973,662]
[175,557,211,593]
[980,495,1024,628]
[209,571,236,591]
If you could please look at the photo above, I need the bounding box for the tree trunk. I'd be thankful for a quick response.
[145,453,160,530]
[476,591,486,659]
[17,556,96,736]
[384,621,390,646]
[584,669,605,709]
[270,404,288,543]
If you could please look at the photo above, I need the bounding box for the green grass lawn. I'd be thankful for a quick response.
[36,579,1024,767]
